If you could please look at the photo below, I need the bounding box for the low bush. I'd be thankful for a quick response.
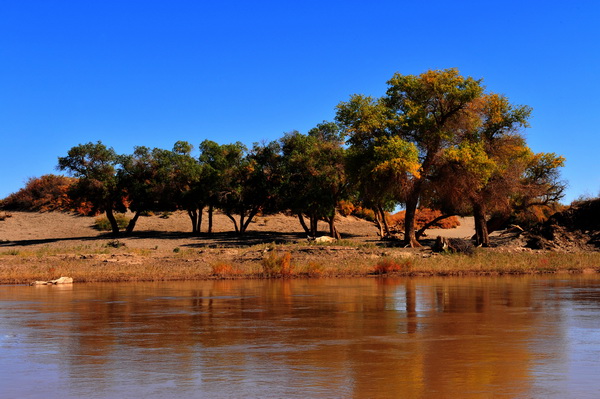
[105,239,126,248]
[303,261,325,277]
[372,258,412,275]
[211,262,242,277]
[0,175,92,213]
[95,214,130,231]
[261,251,294,277]
[352,206,376,222]
[337,200,355,217]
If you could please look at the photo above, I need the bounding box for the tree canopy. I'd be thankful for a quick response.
[42,69,567,243]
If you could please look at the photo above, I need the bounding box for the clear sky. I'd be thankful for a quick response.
[1,0,598,203]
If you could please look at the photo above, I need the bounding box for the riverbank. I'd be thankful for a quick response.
[1,211,599,284]
[1,244,599,284]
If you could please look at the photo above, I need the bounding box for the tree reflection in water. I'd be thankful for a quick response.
[1,275,599,398]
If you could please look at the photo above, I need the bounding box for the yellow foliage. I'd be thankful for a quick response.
[372,136,421,178]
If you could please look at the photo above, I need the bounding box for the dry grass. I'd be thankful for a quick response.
[406,251,600,276]
[372,258,413,275]
[1,211,599,284]
[2,246,599,285]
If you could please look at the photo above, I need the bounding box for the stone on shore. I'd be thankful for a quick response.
[31,276,74,285]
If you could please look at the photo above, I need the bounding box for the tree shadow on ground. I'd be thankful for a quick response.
[0,229,383,249]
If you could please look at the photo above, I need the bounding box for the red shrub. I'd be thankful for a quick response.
[372,258,412,274]
[0,175,96,214]
[388,208,460,230]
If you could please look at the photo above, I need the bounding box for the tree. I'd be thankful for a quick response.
[199,140,245,233]
[117,146,159,234]
[280,123,347,239]
[337,97,419,237]
[57,142,126,235]
[116,142,204,234]
[385,69,484,246]
[431,93,564,246]
[199,140,282,235]
[337,69,483,246]
[162,142,205,234]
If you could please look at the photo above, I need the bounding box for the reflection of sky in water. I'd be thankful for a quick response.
[390,285,431,314]
[1,276,600,398]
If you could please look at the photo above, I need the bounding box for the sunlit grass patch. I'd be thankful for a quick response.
[211,262,243,277]
[261,251,294,277]
[94,214,130,231]
[372,257,412,275]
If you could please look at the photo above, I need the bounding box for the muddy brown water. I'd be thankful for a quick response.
[1,275,600,398]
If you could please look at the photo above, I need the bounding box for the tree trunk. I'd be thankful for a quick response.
[473,203,490,247]
[187,209,198,233]
[404,193,421,247]
[105,208,120,236]
[208,204,213,234]
[240,207,259,234]
[403,153,436,247]
[298,213,311,235]
[238,212,246,235]
[378,206,391,237]
[310,214,319,237]
[225,212,239,233]
[125,211,141,234]
[374,210,384,237]
[326,215,341,240]
[197,207,203,235]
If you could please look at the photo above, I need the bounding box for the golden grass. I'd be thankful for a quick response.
[0,245,599,284]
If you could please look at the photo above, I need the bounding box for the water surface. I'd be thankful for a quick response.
[1,275,600,398]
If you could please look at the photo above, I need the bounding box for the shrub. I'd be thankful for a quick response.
[304,261,325,277]
[261,251,294,277]
[388,208,460,230]
[105,239,125,248]
[211,262,242,277]
[95,214,130,231]
[511,203,567,228]
[352,206,376,222]
[337,200,355,217]
[372,258,412,275]
[0,175,81,212]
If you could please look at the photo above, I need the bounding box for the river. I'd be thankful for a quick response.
[1,275,600,398]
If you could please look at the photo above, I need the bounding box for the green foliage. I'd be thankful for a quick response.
[199,139,282,234]
[95,214,130,231]
[384,68,484,147]
[280,127,347,237]
[336,68,562,247]
[32,68,563,246]
[58,142,126,234]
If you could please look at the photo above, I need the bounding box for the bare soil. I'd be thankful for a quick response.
[0,210,477,252]
[1,210,599,284]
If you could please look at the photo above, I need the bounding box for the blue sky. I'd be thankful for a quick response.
[1,0,598,203]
